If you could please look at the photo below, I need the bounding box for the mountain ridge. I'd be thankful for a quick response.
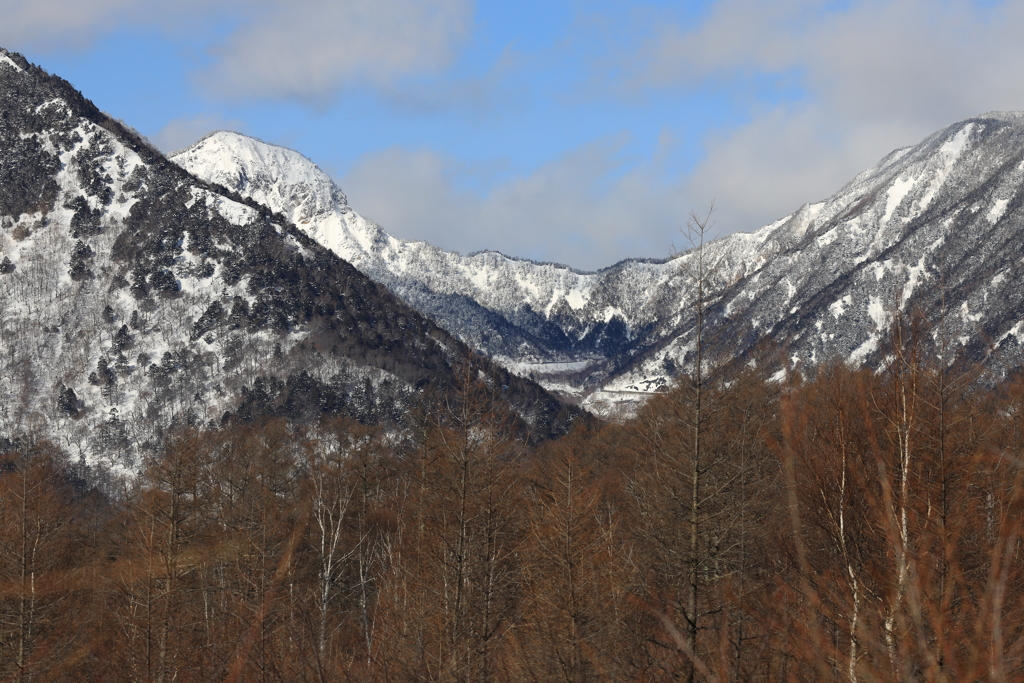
[0,47,580,468]
[174,115,1024,415]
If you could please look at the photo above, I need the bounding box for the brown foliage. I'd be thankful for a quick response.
[3,336,1024,682]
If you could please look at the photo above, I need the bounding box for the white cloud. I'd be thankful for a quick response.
[0,0,230,50]
[618,0,1024,237]
[684,103,930,237]
[151,113,247,153]
[334,108,932,274]
[196,0,472,101]
[368,0,1024,269]
[0,0,139,49]
[0,0,472,101]
[9,0,1024,268]
[338,138,693,271]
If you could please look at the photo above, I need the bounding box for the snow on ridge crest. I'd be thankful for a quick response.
[976,111,1024,123]
[0,53,23,73]
[173,132,346,224]
[174,114,1024,418]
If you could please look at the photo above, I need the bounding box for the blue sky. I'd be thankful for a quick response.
[3,0,1023,270]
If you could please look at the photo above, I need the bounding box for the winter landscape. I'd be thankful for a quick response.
[4,0,1024,679]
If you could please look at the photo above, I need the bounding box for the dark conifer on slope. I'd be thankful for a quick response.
[0,47,581,467]
[177,116,1024,417]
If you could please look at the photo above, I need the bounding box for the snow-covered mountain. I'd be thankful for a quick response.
[175,117,1024,415]
[172,133,772,407]
[7,36,1023,431]
[595,112,1024,409]
[0,48,578,468]
[172,133,648,369]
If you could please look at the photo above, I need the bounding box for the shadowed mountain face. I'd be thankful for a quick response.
[176,116,1024,415]
[0,48,580,469]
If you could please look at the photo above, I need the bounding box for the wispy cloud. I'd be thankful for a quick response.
[0,0,237,49]
[603,0,1024,233]
[194,0,472,101]
[0,0,473,102]
[0,0,141,49]
[338,135,691,271]
[151,113,247,153]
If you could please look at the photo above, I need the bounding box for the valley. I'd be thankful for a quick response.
[175,115,1024,417]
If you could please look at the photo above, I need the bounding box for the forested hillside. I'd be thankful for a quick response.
[2,317,1022,681]
[0,47,579,466]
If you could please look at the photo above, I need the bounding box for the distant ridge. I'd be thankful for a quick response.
[176,115,1024,416]
[0,47,581,466]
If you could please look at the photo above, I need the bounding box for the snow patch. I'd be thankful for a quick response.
[849,335,879,365]
[829,295,852,318]
[467,266,491,292]
[35,99,69,115]
[564,288,587,310]
[902,255,928,309]
[868,295,888,330]
[940,124,973,159]
[912,125,975,213]
[504,359,595,375]
[603,305,624,323]
[214,197,258,225]
[884,175,916,223]
[0,54,23,72]
[870,260,893,282]
[192,188,257,226]
[997,321,1024,347]
[581,390,647,420]
[987,198,1010,224]
[817,227,840,248]
[515,272,542,299]
[960,301,982,323]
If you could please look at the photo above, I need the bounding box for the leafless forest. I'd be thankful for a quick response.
[2,320,1024,683]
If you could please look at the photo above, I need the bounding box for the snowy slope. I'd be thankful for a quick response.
[0,48,578,468]
[600,113,1024,407]
[172,133,811,400]
[174,115,1024,417]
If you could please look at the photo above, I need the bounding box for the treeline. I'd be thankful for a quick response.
[2,347,1024,682]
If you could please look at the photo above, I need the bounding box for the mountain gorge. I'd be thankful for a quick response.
[175,116,1024,415]
[0,48,577,469]
[5,40,1024,452]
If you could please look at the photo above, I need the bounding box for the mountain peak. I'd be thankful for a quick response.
[173,131,348,224]
[175,112,1024,417]
[0,53,579,465]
